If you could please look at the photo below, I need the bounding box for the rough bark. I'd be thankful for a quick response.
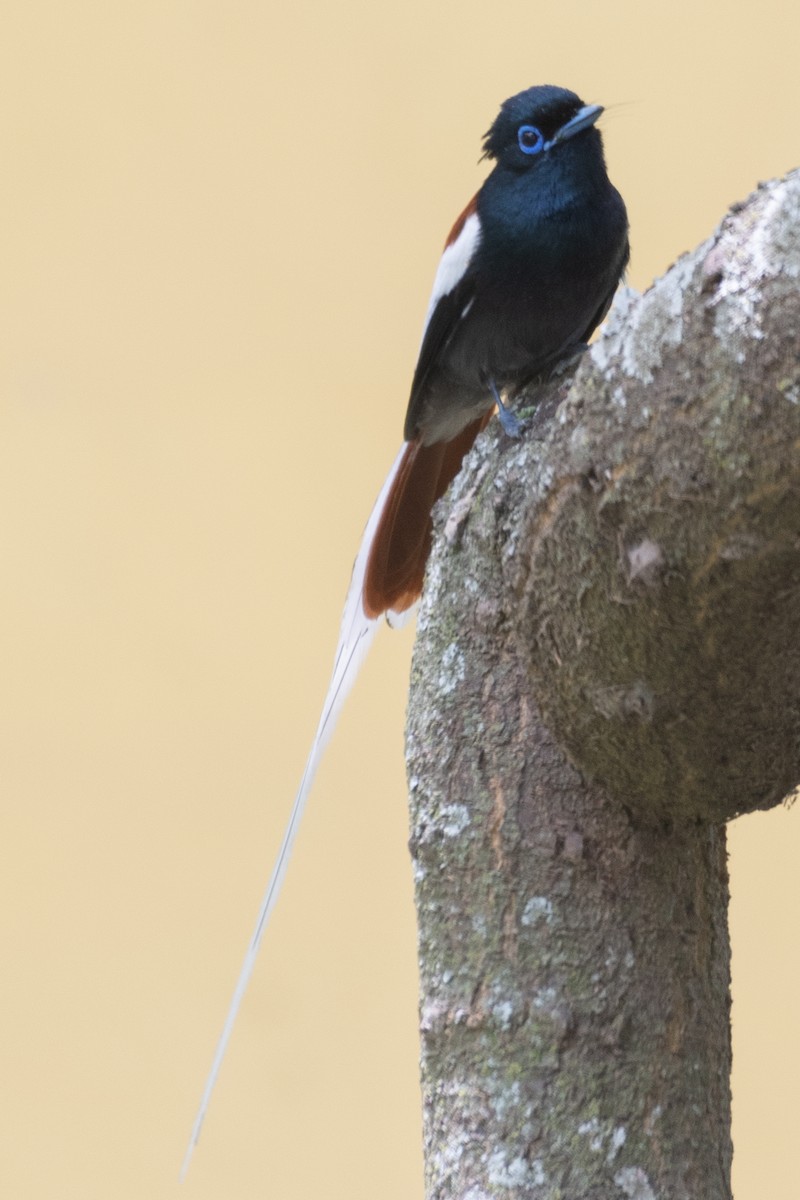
[406,169,800,1199]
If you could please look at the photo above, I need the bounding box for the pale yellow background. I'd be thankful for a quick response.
[1,2,798,1197]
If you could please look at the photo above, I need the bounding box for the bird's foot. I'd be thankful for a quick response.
[489,379,523,439]
[497,403,523,438]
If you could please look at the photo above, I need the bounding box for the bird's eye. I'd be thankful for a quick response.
[517,124,545,155]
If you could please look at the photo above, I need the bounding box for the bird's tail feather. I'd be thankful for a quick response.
[181,445,409,1177]
[363,414,491,619]
[182,418,488,1175]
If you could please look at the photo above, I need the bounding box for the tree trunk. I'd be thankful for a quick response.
[406,169,800,1199]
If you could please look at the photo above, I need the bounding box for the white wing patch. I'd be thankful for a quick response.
[421,211,481,341]
[181,445,409,1177]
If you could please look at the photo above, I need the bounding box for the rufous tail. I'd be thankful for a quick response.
[363,414,491,619]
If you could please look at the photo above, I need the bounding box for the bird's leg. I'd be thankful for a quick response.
[514,344,593,420]
[489,378,522,438]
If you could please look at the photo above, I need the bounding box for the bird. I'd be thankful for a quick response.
[182,83,629,1173]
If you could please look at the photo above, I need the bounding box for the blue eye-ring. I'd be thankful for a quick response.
[517,124,545,155]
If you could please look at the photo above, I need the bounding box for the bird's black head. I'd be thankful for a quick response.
[482,85,604,171]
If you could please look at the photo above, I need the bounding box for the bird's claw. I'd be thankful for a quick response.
[497,404,523,438]
[489,378,523,438]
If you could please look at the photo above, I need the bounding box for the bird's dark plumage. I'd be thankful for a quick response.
[366,84,629,616]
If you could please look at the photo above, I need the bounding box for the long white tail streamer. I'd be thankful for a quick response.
[181,445,409,1178]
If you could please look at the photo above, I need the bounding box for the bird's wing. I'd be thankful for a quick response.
[404,196,482,439]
